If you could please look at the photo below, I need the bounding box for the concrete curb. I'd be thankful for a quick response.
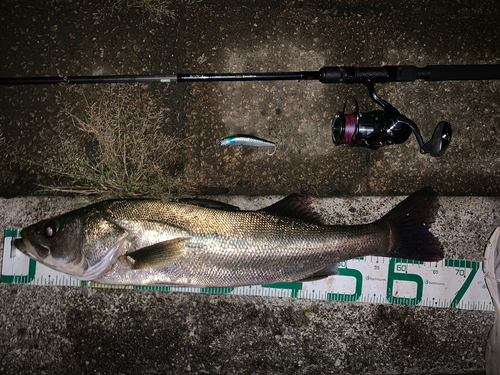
[0,195,498,374]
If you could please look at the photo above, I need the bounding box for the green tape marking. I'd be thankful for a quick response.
[1,258,37,284]
[386,258,424,306]
[449,261,480,308]
[263,282,303,298]
[327,268,363,302]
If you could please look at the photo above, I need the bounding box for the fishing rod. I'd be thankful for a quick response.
[2,64,500,156]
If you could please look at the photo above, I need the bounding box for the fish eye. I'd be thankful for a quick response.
[41,220,59,238]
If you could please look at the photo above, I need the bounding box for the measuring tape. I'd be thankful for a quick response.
[1,229,493,311]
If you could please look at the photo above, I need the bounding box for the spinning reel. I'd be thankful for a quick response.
[332,80,452,157]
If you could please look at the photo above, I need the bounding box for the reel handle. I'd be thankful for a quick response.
[421,121,452,157]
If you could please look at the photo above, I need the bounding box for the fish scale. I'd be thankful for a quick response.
[109,211,340,286]
[13,188,442,288]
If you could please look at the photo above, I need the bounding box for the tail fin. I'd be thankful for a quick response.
[381,187,443,262]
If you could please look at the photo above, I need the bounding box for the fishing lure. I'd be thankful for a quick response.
[218,134,277,155]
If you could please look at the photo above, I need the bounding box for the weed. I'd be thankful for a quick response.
[15,84,190,200]
[93,0,205,25]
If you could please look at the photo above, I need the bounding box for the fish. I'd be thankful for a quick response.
[14,187,443,287]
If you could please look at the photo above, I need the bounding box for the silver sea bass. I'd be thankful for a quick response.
[14,188,443,287]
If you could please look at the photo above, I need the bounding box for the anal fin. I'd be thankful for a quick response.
[297,263,339,282]
[127,237,190,270]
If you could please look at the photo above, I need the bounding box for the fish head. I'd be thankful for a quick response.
[14,212,87,277]
[14,205,129,280]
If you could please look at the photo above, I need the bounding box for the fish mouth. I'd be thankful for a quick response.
[13,236,38,260]
[13,238,26,252]
[13,233,48,262]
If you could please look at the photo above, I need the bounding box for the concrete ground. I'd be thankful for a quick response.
[1,0,500,374]
[0,0,499,197]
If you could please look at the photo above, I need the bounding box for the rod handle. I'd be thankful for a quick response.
[426,64,500,81]
[319,64,500,83]
[319,66,420,83]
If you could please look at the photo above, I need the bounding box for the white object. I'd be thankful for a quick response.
[484,227,500,375]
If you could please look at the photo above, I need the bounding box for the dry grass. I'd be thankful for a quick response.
[93,0,204,25]
[17,84,189,199]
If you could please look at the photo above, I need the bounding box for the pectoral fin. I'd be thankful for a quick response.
[127,237,190,270]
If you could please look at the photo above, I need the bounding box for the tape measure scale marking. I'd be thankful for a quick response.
[1,230,493,311]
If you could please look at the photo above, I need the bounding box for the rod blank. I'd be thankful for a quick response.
[0,65,498,85]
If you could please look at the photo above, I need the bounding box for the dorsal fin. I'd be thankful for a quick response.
[179,198,240,211]
[259,194,323,225]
